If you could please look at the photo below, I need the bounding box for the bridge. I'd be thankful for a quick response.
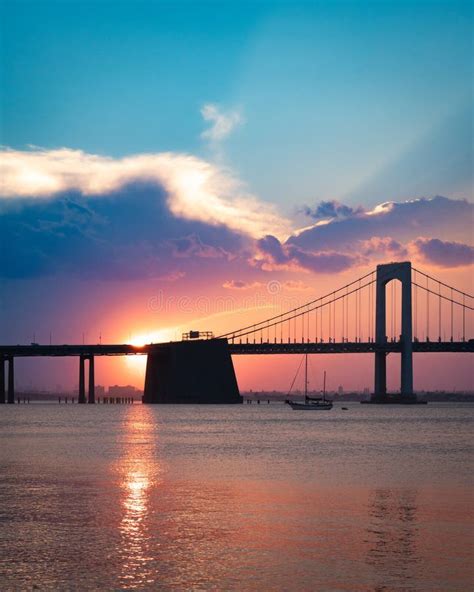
[1,262,473,404]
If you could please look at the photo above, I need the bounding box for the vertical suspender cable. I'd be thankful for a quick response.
[438,282,441,341]
[356,283,358,342]
[307,305,310,343]
[463,294,465,341]
[368,280,371,342]
[414,270,417,340]
[328,300,332,343]
[394,281,397,340]
[346,286,349,341]
[320,305,323,342]
[391,281,394,341]
[426,275,429,341]
[450,288,453,341]
[315,301,318,343]
[358,280,361,342]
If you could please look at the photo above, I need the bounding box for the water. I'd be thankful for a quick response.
[0,403,472,591]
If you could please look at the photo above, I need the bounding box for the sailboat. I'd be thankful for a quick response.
[285,356,333,410]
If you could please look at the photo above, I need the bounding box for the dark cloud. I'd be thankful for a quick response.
[288,246,361,273]
[301,200,363,220]
[362,236,408,258]
[256,235,288,266]
[255,235,361,274]
[412,238,474,268]
[169,234,232,259]
[254,196,473,275]
[0,182,247,280]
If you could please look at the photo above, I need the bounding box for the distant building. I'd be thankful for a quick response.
[337,385,344,396]
[108,385,140,398]
[96,385,105,397]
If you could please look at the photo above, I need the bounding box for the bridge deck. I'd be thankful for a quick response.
[0,340,472,357]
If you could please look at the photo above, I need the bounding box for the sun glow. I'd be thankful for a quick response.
[124,329,177,374]
[127,328,177,347]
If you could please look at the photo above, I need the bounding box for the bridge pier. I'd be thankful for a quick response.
[78,355,95,404]
[88,356,95,404]
[144,338,242,404]
[0,357,5,404]
[7,356,15,404]
[78,355,86,404]
[0,356,5,404]
[374,351,387,398]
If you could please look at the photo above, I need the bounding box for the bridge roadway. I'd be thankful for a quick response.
[0,340,472,358]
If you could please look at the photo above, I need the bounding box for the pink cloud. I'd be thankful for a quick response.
[411,237,474,268]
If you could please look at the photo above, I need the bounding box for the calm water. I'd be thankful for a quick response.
[0,403,472,591]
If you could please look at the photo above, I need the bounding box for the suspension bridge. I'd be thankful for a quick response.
[0,262,472,404]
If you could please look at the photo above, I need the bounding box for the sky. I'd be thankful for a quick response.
[0,0,473,392]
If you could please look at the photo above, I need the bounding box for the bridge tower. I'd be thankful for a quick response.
[373,261,415,403]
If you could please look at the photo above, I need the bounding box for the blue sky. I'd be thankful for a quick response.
[2,0,472,209]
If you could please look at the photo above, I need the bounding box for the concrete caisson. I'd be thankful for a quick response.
[143,338,242,404]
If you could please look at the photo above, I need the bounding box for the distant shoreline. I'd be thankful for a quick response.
[10,391,474,403]
[242,392,474,403]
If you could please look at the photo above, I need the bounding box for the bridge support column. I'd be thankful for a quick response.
[7,356,15,404]
[374,274,387,398]
[374,352,387,398]
[78,355,86,404]
[0,357,5,404]
[88,356,95,404]
[370,262,417,404]
[144,338,242,404]
[400,268,413,397]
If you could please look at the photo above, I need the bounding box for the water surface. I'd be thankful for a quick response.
[0,403,472,591]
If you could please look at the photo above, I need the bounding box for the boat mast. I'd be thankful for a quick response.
[323,370,326,401]
[305,354,308,398]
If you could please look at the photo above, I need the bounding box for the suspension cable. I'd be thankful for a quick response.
[218,270,375,338]
[412,282,474,309]
[219,262,471,342]
[412,267,473,299]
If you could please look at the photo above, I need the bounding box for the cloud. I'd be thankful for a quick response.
[301,200,363,220]
[282,280,310,291]
[169,234,232,259]
[222,280,263,290]
[0,147,289,240]
[200,103,243,142]
[290,196,473,252]
[254,235,362,274]
[1,147,472,282]
[0,181,250,280]
[361,236,408,259]
[411,237,474,268]
[222,278,310,291]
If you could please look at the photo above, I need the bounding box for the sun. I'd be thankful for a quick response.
[124,329,178,374]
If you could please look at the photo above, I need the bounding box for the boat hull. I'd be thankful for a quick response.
[286,401,333,410]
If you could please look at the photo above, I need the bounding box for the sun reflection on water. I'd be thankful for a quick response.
[116,407,161,589]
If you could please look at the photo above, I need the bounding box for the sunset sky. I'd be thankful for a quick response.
[1,0,472,392]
